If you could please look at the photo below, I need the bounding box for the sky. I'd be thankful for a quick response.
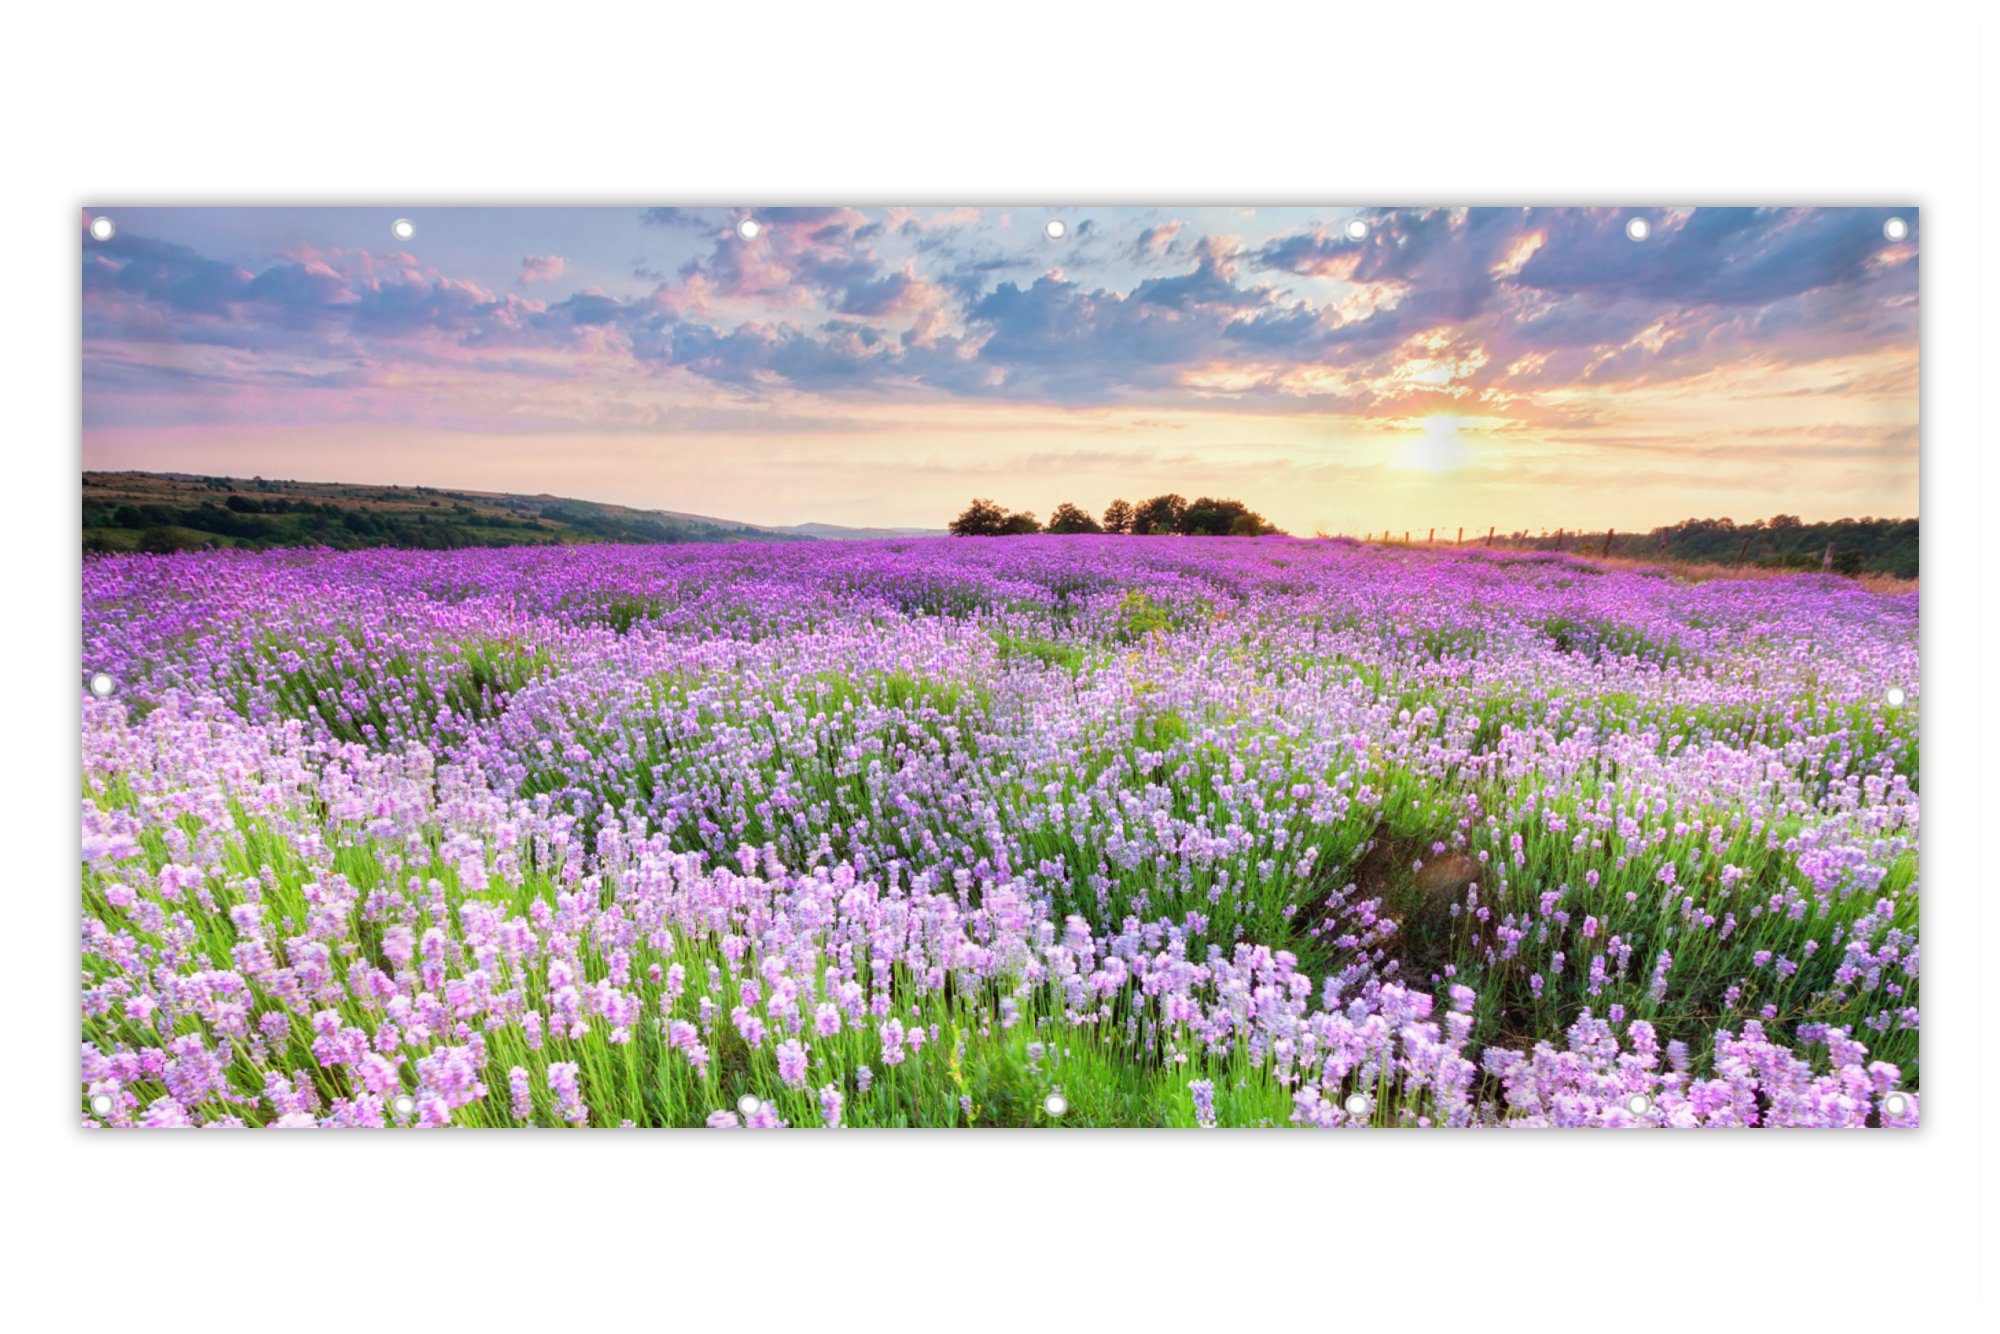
[80,205,1919,535]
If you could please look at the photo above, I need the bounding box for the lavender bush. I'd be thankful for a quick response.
[80,537,1918,1128]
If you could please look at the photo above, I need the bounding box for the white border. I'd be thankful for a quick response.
[9,2,1990,1326]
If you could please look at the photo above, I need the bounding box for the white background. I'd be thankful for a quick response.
[7,2,1990,1326]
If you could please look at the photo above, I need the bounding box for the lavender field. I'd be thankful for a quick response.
[79,537,1919,1128]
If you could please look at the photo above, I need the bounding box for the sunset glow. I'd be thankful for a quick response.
[81,206,1918,533]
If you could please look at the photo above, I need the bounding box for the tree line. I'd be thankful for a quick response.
[949,494,1282,538]
[1486,514,1918,579]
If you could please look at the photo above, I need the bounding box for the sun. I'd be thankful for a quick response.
[1401,416,1469,472]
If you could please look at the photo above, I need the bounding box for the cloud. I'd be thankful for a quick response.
[965,246,1291,401]
[82,224,544,355]
[519,254,566,284]
[1511,208,1909,307]
[82,206,1919,429]
[1133,220,1185,259]
[639,207,720,231]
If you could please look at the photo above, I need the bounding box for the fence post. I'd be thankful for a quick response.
[1427,527,1434,546]
[1555,529,1565,551]
[1822,541,1835,573]
[1456,526,1463,546]
[1737,536,1751,567]
[1486,526,1495,547]
[1403,531,1410,545]
[1601,528,1614,558]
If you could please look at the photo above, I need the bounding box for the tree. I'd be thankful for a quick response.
[1180,496,1242,535]
[1047,502,1102,534]
[1130,493,1187,535]
[1181,496,1281,536]
[948,498,1010,537]
[1102,499,1134,534]
[999,510,1043,535]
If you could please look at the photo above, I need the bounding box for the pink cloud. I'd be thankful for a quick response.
[519,254,567,285]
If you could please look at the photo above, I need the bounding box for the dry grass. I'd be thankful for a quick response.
[1359,539,1917,595]
[1583,552,1917,594]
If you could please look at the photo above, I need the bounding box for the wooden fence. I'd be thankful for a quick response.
[1351,527,1842,572]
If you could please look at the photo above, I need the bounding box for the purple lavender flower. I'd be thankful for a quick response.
[776,1039,809,1089]
[1189,1079,1217,1128]
[547,1061,588,1126]
[77,538,1921,1131]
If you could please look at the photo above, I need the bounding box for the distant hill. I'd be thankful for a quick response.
[776,522,946,541]
[81,471,876,553]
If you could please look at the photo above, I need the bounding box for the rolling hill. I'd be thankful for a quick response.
[81,472,939,553]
